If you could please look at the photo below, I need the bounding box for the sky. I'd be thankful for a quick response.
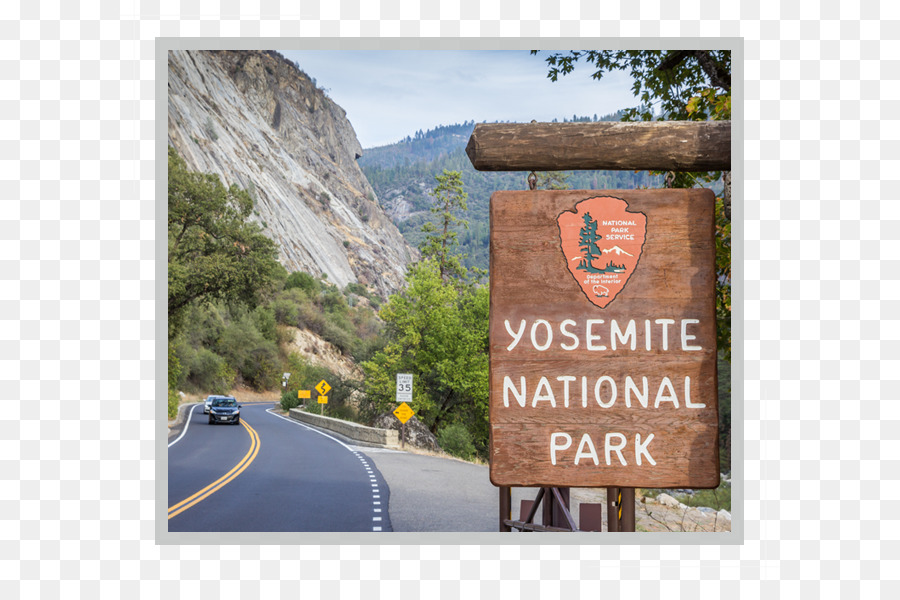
[281,50,640,148]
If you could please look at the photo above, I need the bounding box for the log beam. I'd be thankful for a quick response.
[465,121,730,172]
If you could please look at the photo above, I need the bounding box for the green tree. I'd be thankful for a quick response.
[418,169,470,283]
[532,50,730,122]
[535,171,572,190]
[361,260,490,453]
[167,146,283,340]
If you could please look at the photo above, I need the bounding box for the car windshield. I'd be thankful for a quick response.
[212,398,236,407]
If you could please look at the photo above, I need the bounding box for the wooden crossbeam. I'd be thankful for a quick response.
[465,121,731,172]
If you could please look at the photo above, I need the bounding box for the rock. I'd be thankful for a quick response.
[371,413,440,452]
[717,509,731,521]
[656,493,682,508]
[168,50,415,298]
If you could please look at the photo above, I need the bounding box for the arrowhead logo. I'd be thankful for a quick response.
[557,196,647,309]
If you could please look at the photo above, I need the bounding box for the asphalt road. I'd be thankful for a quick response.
[168,403,392,532]
[362,448,499,531]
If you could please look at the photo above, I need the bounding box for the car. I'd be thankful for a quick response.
[208,396,241,425]
[203,394,228,414]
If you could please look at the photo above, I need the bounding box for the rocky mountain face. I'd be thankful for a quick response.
[168,50,415,297]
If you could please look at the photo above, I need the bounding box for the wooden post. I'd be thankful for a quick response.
[607,487,636,532]
[466,121,730,172]
[499,486,511,532]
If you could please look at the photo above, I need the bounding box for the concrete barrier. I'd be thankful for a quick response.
[289,408,400,449]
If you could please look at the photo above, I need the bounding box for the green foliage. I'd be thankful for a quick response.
[217,312,280,390]
[437,422,476,460]
[535,171,572,190]
[532,50,730,121]
[280,388,301,412]
[168,343,182,419]
[360,117,664,275]
[714,198,731,362]
[183,346,235,393]
[285,271,319,296]
[419,170,470,283]
[168,389,180,420]
[167,147,282,340]
[717,351,731,474]
[361,260,490,455]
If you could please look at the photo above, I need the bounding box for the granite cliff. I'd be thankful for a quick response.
[167,50,415,297]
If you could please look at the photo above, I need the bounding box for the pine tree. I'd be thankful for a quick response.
[577,212,603,273]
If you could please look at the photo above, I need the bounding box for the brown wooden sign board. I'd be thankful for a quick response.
[489,189,719,489]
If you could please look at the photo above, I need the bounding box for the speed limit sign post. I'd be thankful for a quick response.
[396,374,413,448]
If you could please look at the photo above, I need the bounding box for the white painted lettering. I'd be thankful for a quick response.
[655,319,675,350]
[559,319,579,351]
[625,376,648,408]
[505,319,526,351]
[586,319,607,350]
[594,376,617,408]
[556,376,575,408]
[550,432,572,465]
[681,319,702,351]
[654,376,679,408]
[532,376,556,407]
[503,376,526,408]
[574,433,599,465]
[530,319,552,351]
[634,433,656,465]
[645,319,652,351]
[611,319,637,350]
[605,433,627,465]
[684,376,705,408]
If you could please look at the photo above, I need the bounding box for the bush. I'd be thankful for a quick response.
[285,271,319,296]
[185,347,233,393]
[437,423,476,460]
[281,388,301,412]
[168,388,180,420]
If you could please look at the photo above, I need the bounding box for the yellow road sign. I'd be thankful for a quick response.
[318,395,328,404]
[393,402,414,424]
[298,390,311,399]
[315,380,331,396]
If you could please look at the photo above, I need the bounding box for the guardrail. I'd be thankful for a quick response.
[288,408,400,449]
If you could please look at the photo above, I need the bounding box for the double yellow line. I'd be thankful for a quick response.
[168,419,261,519]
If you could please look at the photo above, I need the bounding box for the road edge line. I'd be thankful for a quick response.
[167,403,200,448]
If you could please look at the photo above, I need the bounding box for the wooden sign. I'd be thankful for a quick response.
[489,189,719,489]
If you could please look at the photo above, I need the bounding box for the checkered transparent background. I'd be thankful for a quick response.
[2,0,897,596]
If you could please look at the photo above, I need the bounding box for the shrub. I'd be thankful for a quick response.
[285,271,319,296]
[168,388,180,420]
[185,347,233,393]
[437,423,476,461]
[281,388,301,412]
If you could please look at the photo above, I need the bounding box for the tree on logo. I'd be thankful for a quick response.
[577,212,603,273]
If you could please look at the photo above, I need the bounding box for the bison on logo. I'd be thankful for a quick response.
[557,196,647,309]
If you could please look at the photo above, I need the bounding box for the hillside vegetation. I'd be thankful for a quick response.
[359,113,666,273]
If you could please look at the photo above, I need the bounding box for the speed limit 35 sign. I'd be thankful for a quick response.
[396,373,412,404]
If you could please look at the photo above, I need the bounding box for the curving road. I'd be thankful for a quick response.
[168,403,392,532]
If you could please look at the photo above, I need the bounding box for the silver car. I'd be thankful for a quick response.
[203,394,229,414]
